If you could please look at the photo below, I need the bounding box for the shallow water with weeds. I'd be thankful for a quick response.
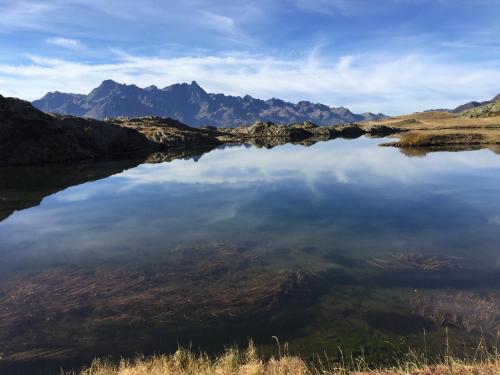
[0,137,499,374]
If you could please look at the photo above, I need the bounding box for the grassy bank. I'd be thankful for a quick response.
[360,110,500,152]
[71,340,500,375]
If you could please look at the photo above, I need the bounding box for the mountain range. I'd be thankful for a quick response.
[32,80,387,127]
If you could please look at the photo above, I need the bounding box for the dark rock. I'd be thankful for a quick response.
[109,116,224,149]
[0,95,155,165]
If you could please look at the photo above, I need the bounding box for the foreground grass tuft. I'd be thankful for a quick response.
[69,340,500,375]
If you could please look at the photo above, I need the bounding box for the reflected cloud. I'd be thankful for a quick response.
[116,139,500,189]
[490,216,500,226]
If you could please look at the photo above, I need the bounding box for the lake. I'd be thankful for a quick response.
[1,137,499,374]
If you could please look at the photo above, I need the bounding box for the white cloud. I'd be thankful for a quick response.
[0,48,499,114]
[199,11,238,35]
[115,139,500,188]
[46,37,84,50]
[0,1,55,30]
[490,216,500,226]
[292,0,361,15]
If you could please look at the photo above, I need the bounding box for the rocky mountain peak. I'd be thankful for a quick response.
[190,80,203,90]
[32,81,388,127]
[88,79,122,98]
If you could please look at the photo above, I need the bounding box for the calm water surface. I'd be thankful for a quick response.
[0,137,499,373]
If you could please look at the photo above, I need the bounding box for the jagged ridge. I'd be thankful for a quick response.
[33,80,387,127]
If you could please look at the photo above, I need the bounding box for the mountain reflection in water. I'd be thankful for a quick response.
[0,137,499,375]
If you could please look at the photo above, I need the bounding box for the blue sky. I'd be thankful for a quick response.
[1,0,500,114]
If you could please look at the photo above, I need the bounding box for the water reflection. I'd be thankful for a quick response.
[0,159,143,222]
[115,139,500,187]
[0,137,499,374]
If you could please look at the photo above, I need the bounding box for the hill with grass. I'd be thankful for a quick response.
[451,93,500,113]
[462,99,500,118]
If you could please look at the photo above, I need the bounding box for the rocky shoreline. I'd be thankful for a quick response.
[0,96,380,166]
[2,94,500,166]
[0,95,402,166]
[0,95,155,165]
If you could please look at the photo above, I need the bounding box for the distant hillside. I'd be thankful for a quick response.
[32,80,387,127]
[462,100,500,118]
[451,93,500,114]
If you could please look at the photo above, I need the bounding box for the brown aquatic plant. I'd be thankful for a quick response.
[0,242,320,364]
[411,292,500,336]
[369,253,463,272]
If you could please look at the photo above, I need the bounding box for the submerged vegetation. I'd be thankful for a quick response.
[70,340,500,375]
[368,253,463,272]
[411,292,500,336]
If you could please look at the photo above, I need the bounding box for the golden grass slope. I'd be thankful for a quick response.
[361,110,500,131]
[360,110,500,149]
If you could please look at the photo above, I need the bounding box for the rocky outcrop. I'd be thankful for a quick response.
[0,95,155,165]
[109,116,224,149]
[461,100,500,118]
[0,94,395,166]
[219,120,368,141]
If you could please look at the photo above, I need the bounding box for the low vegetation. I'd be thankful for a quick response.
[360,109,500,151]
[70,340,500,375]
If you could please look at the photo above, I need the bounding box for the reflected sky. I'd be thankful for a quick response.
[1,137,500,275]
[116,138,500,187]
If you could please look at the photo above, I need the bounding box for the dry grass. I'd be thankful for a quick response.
[359,111,500,150]
[360,111,500,131]
[69,340,500,375]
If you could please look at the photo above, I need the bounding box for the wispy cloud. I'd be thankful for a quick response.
[196,9,256,47]
[46,37,84,50]
[199,11,238,35]
[1,0,500,113]
[292,0,362,15]
[0,0,55,30]
[1,48,499,114]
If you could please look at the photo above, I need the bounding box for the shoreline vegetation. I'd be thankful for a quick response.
[71,340,500,375]
[1,94,500,166]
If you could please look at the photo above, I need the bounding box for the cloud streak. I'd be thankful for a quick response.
[1,48,499,114]
[46,37,84,50]
[0,1,56,31]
